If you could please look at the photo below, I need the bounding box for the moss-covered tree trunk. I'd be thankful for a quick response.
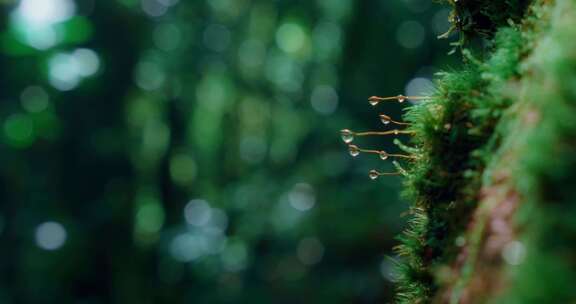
[394,0,576,302]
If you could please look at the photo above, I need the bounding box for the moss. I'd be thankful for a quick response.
[437,0,531,52]
[493,0,576,302]
[391,0,576,302]
[394,22,526,302]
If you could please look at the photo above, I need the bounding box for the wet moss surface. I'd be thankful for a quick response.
[393,0,576,302]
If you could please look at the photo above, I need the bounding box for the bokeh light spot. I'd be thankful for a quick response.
[15,0,75,27]
[47,49,99,91]
[158,0,179,6]
[12,0,76,50]
[396,21,425,49]
[265,53,304,93]
[222,239,248,272]
[206,208,228,233]
[35,221,67,251]
[134,60,166,91]
[73,48,100,77]
[184,199,212,226]
[276,23,307,54]
[170,233,204,262]
[405,77,434,98]
[136,202,165,234]
[380,258,396,282]
[21,86,49,113]
[141,0,168,17]
[153,23,182,51]
[238,39,266,69]
[310,85,338,115]
[169,154,197,185]
[313,21,342,60]
[4,114,35,148]
[49,53,81,91]
[288,183,316,212]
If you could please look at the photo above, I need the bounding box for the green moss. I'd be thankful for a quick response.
[494,0,576,302]
[437,0,530,52]
[394,23,526,302]
[390,0,576,302]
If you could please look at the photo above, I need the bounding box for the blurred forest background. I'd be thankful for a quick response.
[0,0,458,302]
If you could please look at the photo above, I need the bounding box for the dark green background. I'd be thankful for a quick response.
[0,0,458,302]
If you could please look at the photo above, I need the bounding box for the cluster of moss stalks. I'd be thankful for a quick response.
[393,0,576,302]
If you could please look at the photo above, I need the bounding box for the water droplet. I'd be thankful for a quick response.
[397,95,406,103]
[379,151,389,160]
[348,145,360,157]
[369,170,379,180]
[393,130,399,135]
[380,114,391,125]
[340,129,354,143]
[368,97,379,106]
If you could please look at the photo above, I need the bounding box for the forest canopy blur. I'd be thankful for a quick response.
[0,0,456,303]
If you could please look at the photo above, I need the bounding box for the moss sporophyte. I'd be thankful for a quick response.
[368,95,429,106]
[341,95,430,180]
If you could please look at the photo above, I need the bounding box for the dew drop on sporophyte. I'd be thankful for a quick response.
[380,114,391,125]
[348,145,360,157]
[368,96,379,106]
[379,151,389,160]
[369,170,379,180]
[393,129,399,135]
[340,129,354,143]
[397,95,406,103]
